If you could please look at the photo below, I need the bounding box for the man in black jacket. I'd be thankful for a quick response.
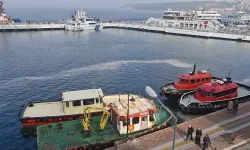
[203,134,211,149]
[186,125,194,140]
[195,128,202,144]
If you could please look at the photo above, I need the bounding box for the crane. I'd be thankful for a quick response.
[82,107,110,131]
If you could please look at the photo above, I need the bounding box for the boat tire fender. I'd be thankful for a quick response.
[128,124,134,132]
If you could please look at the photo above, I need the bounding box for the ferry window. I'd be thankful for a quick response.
[66,102,69,108]
[142,116,147,121]
[73,100,81,107]
[132,117,139,124]
[83,99,95,105]
[149,114,155,122]
[191,79,195,84]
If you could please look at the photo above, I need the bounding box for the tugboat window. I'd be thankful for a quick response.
[132,117,139,124]
[202,78,205,82]
[206,78,210,81]
[142,116,147,121]
[73,100,81,107]
[149,114,155,122]
[191,79,195,84]
[83,99,95,105]
[197,79,200,83]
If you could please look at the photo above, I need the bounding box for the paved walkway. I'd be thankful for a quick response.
[113,102,250,150]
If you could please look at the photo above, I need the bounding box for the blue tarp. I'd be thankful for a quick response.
[12,18,22,23]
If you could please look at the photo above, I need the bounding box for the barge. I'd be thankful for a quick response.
[37,94,172,150]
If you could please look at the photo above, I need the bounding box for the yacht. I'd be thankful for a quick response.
[0,1,7,23]
[65,10,101,31]
[145,9,225,31]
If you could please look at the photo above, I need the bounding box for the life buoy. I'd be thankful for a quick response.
[128,124,134,132]
[119,116,125,121]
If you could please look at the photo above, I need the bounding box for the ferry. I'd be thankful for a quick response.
[145,9,225,31]
[179,76,250,114]
[65,10,101,31]
[224,11,250,26]
[36,94,172,150]
[160,63,213,99]
[0,1,7,24]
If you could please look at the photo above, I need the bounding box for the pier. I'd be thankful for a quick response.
[108,102,250,150]
[103,23,250,42]
[0,23,65,31]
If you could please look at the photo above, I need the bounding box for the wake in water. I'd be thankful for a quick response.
[0,59,192,88]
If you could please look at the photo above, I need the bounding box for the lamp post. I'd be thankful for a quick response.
[127,93,130,138]
[146,86,177,150]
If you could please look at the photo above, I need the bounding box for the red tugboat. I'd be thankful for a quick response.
[160,63,213,99]
[179,74,250,114]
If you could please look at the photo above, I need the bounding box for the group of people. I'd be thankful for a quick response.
[228,101,239,114]
[186,125,211,149]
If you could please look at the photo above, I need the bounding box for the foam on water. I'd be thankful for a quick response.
[0,59,192,88]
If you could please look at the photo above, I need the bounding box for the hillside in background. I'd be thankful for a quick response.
[123,1,232,11]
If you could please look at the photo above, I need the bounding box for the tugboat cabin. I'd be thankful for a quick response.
[104,95,157,134]
[194,78,238,102]
[174,70,212,90]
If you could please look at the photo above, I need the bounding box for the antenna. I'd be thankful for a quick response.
[191,63,196,75]
[228,69,231,78]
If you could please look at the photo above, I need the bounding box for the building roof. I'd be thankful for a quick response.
[62,89,103,102]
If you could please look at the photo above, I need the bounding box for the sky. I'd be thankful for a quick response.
[4,0,202,9]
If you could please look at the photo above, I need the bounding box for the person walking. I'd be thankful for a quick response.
[228,101,233,112]
[195,128,202,145]
[186,125,194,140]
[233,101,239,114]
[203,134,211,150]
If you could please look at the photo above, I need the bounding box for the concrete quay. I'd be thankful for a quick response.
[0,23,65,31]
[103,23,250,42]
[108,102,250,150]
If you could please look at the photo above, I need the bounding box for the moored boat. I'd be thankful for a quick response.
[160,63,213,99]
[36,94,172,150]
[179,76,250,114]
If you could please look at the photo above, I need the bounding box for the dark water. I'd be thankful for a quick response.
[1,29,250,149]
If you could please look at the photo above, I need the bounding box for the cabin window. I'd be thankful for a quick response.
[83,99,95,105]
[206,78,210,81]
[142,116,147,121]
[191,79,195,84]
[149,114,155,122]
[197,79,200,83]
[132,117,139,124]
[201,78,205,82]
[95,98,99,104]
[73,100,81,107]
[66,102,69,108]
[122,120,129,126]
[100,97,103,103]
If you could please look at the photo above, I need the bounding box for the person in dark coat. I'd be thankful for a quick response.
[186,125,194,140]
[195,128,202,144]
[233,101,239,114]
[203,134,211,149]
